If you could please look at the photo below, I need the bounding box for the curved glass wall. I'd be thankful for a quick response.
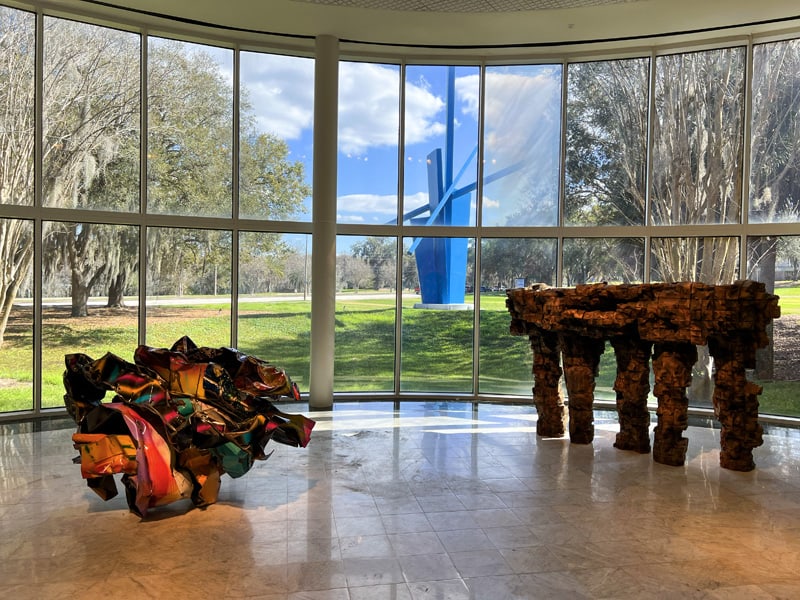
[1,2,800,420]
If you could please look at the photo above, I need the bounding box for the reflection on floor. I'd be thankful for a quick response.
[2,402,800,599]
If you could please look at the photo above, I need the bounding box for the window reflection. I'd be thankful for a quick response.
[483,64,562,227]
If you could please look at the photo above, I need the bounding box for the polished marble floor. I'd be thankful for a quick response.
[2,401,800,599]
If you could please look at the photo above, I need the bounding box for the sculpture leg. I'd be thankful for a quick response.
[530,330,566,438]
[560,334,605,445]
[652,342,696,466]
[610,336,652,453]
[708,335,764,471]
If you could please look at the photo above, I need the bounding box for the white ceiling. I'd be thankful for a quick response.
[291,0,645,12]
[53,0,800,52]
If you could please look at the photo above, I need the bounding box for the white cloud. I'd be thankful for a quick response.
[339,63,446,156]
[240,52,315,140]
[337,192,397,219]
[403,191,430,214]
[336,191,431,223]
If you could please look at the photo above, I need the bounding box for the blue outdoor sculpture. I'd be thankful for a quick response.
[405,67,520,306]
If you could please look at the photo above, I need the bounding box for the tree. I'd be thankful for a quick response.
[351,237,396,290]
[480,238,556,288]
[565,58,649,228]
[337,254,373,292]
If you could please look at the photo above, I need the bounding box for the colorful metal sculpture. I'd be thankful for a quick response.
[64,336,314,516]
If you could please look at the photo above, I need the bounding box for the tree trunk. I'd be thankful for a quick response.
[71,271,91,317]
[107,272,127,307]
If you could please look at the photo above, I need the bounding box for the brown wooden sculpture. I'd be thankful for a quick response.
[506,281,780,471]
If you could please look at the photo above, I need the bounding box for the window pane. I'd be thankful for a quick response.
[651,48,745,225]
[750,40,800,224]
[562,238,644,285]
[479,238,556,395]
[748,236,800,417]
[237,232,311,391]
[148,38,232,217]
[403,65,479,227]
[0,219,33,412]
[41,221,139,408]
[483,65,562,227]
[650,236,739,284]
[337,62,400,224]
[401,236,473,393]
[335,235,396,392]
[0,7,34,207]
[240,51,313,221]
[43,18,140,211]
[566,59,648,226]
[146,227,231,348]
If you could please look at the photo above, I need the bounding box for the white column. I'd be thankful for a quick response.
[309,35,338,409]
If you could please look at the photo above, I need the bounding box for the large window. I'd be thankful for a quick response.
[43,18,140,212]
[147,38,233,217]
[750,39,800,224]
[483,65,562,227]
[238,232,312,390]
[240,51,314,221]
[334,235,397,391]
[402,65,479,228]
[337,61,400,224]
[565,58,648,227]
[651,48,746,227]
[1,2,799,420]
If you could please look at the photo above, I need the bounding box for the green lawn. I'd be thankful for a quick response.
[1,288,798,418]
